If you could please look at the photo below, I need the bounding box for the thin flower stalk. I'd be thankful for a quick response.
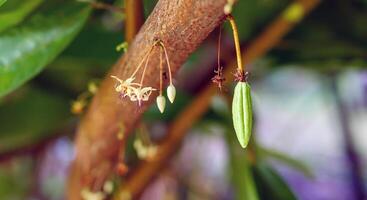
[158,41,173,86]
[212,26,226,91]
[158,41,176,103]
[156,47,166,113]
[130,45,156,78]
[111,40,176,108]
[132,46,157,106]
[139,46,152,86]
[111,44,157,105]
[227,14,244,74]
[159,47,163,96]
[218,26,222,70]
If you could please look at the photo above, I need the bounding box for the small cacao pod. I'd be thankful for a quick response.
[232,82,253,148]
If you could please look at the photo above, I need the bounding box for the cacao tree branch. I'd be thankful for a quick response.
[117,0,321,198]
[68,0,228,199]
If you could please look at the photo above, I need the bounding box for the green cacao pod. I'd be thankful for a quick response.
[232,82,253,148]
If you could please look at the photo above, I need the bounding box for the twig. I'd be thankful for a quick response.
[124,0,144,43]
[117,0,321,198]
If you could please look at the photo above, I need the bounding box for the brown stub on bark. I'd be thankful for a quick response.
[67,0,228,199]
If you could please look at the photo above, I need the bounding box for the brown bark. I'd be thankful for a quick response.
[116,0,321,198]
[67,0,227,199]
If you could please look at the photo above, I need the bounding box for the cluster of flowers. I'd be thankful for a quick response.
[111,76,156,105]
[111,40,176,113]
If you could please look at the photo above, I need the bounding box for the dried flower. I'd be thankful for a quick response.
[234,68,247,82]
[212,66,226,92]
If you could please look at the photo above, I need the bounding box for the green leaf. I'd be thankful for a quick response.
[0,0,44,32]
[0,87,71,153]
[232,82,253,148]
[253,163,297,200]
[258,146,314,178]
[225,126,259,200]
[0,2,91,97]
[38,23,123,94]
[0,0,6,7]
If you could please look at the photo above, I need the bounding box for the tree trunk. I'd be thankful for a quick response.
[67,0,227,199]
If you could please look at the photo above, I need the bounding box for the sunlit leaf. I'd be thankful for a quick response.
[0,2,91,97]
[0,0,6,7]
[0,0,44,32]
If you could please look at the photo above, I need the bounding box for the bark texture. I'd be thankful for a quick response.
[68,0,227,199]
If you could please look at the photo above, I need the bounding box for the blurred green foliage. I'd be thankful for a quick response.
[270,0,367,69]
[0,87,71,153]
[0,0,7,8]
[0,0,44,32]
[0,1,91,97]
[0,157,33,199]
